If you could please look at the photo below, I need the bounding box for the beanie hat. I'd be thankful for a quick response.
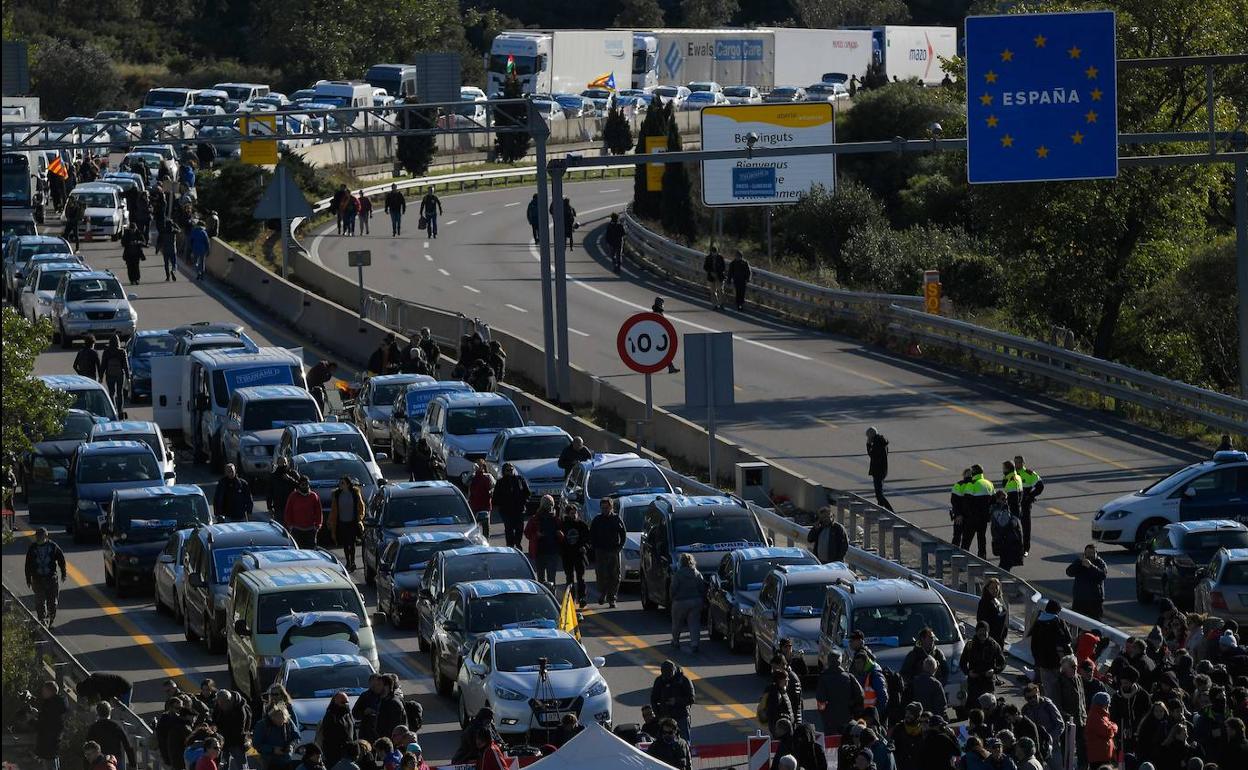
[1091,691,1111,707]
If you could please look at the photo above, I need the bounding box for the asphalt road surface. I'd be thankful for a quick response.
[311,179,1210,633]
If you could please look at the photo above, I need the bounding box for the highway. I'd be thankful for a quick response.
[309,178,1209,632]
[3,225,886,763]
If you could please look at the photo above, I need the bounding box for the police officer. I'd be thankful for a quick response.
[961,464,995,558]
[1001,461,1023,519]
[950,468,972,547]
[1014,455,1044,555]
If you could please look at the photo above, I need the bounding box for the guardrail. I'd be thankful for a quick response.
[623,213,1248,435]
[2,582,157,769]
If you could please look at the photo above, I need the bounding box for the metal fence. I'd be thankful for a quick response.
[622,212,1247,435]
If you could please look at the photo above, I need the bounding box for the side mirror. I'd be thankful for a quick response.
[128,293,138,301]
[466,662,485,677]
[375,452,389,462]
[592,656,606,668]
[164,471,176,480]
[1184,486,1197,499]
[234,619,249,635]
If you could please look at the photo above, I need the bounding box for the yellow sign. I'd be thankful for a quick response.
[924,281,942,314]
[557,587,580,640]
[240,114,278,165]
[645,135,666,192]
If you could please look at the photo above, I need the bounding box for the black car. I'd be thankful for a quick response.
[1136,519,1248,606]
[102,485,212,596]
[415,545,537,652]
[639,501,767,611]
[361,481,485,586]
[124,330,178,402]
[376,531,473,629]
[19,409,99,525]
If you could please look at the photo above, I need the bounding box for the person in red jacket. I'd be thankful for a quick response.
[524,496,562,586]
[473,727,508,770]
[1084,691,1118,767]
[467,461,495,538]
[284,476,323,548]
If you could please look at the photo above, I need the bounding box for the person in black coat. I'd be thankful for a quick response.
[977,578,1010,648]
[557,436,592,478]
[407,438,446,483]
[267,456,300,525]
[373,675,407,744]
[650,661,696,741]
[703,245,727,309]
[86,701,136,770]
[1065,544,1108,621]
[807,507,849,564]
[646,718,692,770]
[211,689,252,770]
[156,697,195,770]
[493,464,531,549]
[559,504,591,604]
[725,251,752,311]
[35,681,69,766]
[73,335,102,380]
[316,693,356,767]
[864,427,893,511]
[960,622,1006,705]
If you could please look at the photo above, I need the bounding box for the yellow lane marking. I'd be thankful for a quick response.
[814,417,839,431]
[920,458,949,472]
[1046,506,1079,521]
[582,610,755,721]
[947,404,1007,426]
[63,561,195,690]
[946,405,1133,470]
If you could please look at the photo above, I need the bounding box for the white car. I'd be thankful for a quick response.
[723,86,762,105]
[457,629,610,738]
[154,528,194,619]
[687,81,723,94]
[19,260,88,321]
[764,87,807,103]
[483,426,572,507]
[273,653,377,747]
[51,270,138,347]
[1092,450,1248,549]
[69,183,128,241]
[681,91,729,111]
[804,82,849,102]
[90,420,177,480]
[652,85,690,108]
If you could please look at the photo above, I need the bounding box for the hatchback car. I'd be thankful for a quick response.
[484,427,571,508]
[422,392,525,480]
[362,480,485,585]
[1195,547,1248,623]
[51,270,138,347]
[375,531,475,628]
[19,261,89,322]
[751,563,856,675]
[68,182,128,241]
[707,546,820,652]
[276,422,384,478]
[415,545,537,650]
[125,330,179,402]
[90,420,176,480]
[763,87,807,103]
[19,408,102,524]
[457,629,610,738]
[723,85,763,105]
[154,528,195,619]
[1136,520,1248,606]
[428,579,560,697]
[102,485,211,596]
[349,373,435,449]
[388,381,474,464]
[4,234,73,302]
[275,653,377,747]
[560,453,675,524]
[39,374,119,421]
[639,501,766,611]
[68,440,175,543]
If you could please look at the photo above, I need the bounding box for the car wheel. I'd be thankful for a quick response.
[209,439,224,473]
[70,515,85,544]
[388,594,404,629]
[754,643,769,676]
[105,565,115,588]
[433,650,454,697]
[707,612,722,641]
[59,323,72,349]
[418,629,430,653]
[364,561,376,587]
[393,441,405,464]
[457,693,470,728]
[1133,519,1168,551]
[184,603,201,642]
[727,615,745,653]
[155,588,167,615]
[206,617,224,653]
[1135,573,1154,604]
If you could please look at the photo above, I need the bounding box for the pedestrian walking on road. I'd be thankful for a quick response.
[25,527,67,626]
[961,622,1006,706]
[669,552,706,652]
[815,648,863,735]
[419,187,441,238]
[85,703,134,770]
[989,491,1025,571]
[559,504,590,604]
[1027,599,1072,703]
[121,224,144,285]
[211,690,252,770]
[316,692,357,768]
[35,680,69,770]
[101,335,129,411]
[551,197,576,249]
[63,195,82,248]
[605,212,626,273]
[950,468,972,547]
[1065,544,1107,621]
[341,194,359,236]
[267,456,300,526]
[285,475,322,548]
[650,661,695,742]
[73,335,102,380]
[357,191,372,235]
[213,464,253,522]
[961,465,995,558]
[807,506,849,563]
[726,250,751,311]
[190,221,210,280]
[467,460,495,538]
[590,497,626,607]
[384,185,405,237]
[758,669,795,738]
[1013,455,1043,555]
[703,245,726,309]
[132,191,151,246]
[332,185,350,235]
[526,194,540,244]
[492,463,530,549]
[158,222,180,280]
[865,427,894,512]
[416,329,440,374]
[525,496,563,585]
[329,476,366,572]
[650,297,680,373]
[252,706,299,770]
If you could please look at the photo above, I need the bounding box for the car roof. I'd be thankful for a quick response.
[242,548,336,567]
[31,262,86,273]
[65,270,120,282]
[191,347,300,365]
[92,420,159,435]
[40,374,106,390]
[385,480,459,497]
[407,380,472,393]
[435,391,515,407]
[242,565,347,589]
[736,546,811,562]
[135,329,177,338]
[77,439,151,454]
[582,452,647,471]
[170,322,245,337]
[285,653,372,669]
[72,182,122,193]
[460,579,548,598]
[1167,519,1247,534]
[1220,548,1248,561]
[667,503,751,518]
[499,426,569,438]
[112,485,205,501]
[397,531,473,545]
[11,235,67,246]
[774,563,854,585]
[441,545,521,559]
[832,576,942,605]
[294,451,365,464]
[198,520,289,545]
[287,422,361,436]
[369,373,432,386]
[487,628,573,642]
[234,385,310,400]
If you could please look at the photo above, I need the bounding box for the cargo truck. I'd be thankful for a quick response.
[852,25,958,86]
[486,30,633,96]
[633,33,658,90]
[647,28,872,91]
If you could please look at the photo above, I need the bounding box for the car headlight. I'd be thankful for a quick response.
[1102,509,1129,520]
[257,656,285,667]
[245,444,268,457]
[370,418,385,429]
[116,308,132,320]
[623,549,640,560]
[68,310,86,320]
[493,686,528,702]
[583,680,608,699]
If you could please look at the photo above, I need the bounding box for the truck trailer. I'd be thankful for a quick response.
[647,28,873,91]
[486,30,633,96]
[853,25,958,86]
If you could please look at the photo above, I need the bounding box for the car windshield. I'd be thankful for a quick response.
[688,83,713,92]
[446,405,522,435]
[495,638,589,672]
[257,588,364,634]
[724,87,753,97]
[688,93,715,101]
[37,269,78,291]
[782,584,833,618]
[297,432,368,457]
[68,389,116,419]
[586,466,669,499]
[372,382,415,406]
[243,399,320,431]
[146,91,189,109]
[77,451,160,484]
[126,153,162,167]
[395,539,470,571]
[188,340,246,354]
[284,662,373,699]
[1181,530,1248,554]
[582,89,610,100]
[467,593,557,632]
[851,602,959,647]
[116,496,209,541]
[382,494,472,528]
[503,435,570,462]
[1221,562,1248,584]
[71,192,115,209]
[446,552,532,585]
[134,335,178,356]
[619,504,651,531]
[672,513,762,550]
[654,87,679,98]
[738,557,815,590]
[66,279,124,301]
[1140,465,1205,496]
[211,545,287,583]
[19,242,71,261]
[299,457,370,484]
[101,433,163,461]
[48,412,96,441]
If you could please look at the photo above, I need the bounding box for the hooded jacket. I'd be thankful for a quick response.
[1084,704,1117,764]
[650,665,695,719]
[328,484,366,544]
[316,699,356,766]
[815,659,864,733]
[492,473,530,517]
[1027,612,1072,670]
[669,562,706,604]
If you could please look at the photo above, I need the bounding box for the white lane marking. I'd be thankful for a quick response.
[574,202,626,218]
[444,219,458,225]
[470,211,483,216]
[505,303,528,313]
[423,241,429,248]
[437,268,450,276]
[309,233,327,264]
[569,328,590,337]
[504,201,522,207]
[599,188,620,193]
[423,254,433,262]
[463,285,480,294]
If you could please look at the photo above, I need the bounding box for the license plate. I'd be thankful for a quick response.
[540,711,560,724]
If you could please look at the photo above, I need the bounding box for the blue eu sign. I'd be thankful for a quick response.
[732,167,776,198]
[965,11,1118,184]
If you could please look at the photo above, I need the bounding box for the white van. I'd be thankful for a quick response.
[144,88,197,111]
[151,347,305,470]
[214,83,271,104]
[311,81,374,126]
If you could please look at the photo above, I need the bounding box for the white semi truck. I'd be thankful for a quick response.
[853,25,958,86]
[633,33,658,90]
[486,30,633,96]
[647,28,873,90]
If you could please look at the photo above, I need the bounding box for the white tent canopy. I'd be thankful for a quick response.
[525,723,673,769]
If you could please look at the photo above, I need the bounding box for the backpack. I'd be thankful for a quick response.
[880,666,905,720]
[403,699,423,732]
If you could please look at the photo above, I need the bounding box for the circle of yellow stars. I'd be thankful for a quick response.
[982,32,1098,157]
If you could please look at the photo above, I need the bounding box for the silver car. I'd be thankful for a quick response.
[51,271,138,347]
[1195,547,1248,624]
[350,374,435,449]
[154,528,194,620]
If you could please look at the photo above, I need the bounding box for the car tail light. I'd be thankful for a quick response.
[399,590,416,602]
[1211,591,1228,610]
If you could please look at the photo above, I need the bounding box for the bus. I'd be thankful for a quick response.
[2,151,41,213]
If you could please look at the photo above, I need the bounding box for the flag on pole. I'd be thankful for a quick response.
[47,155,68,179]
[558,587,580,640]
[506,54,516,75]
[588,72,617,91]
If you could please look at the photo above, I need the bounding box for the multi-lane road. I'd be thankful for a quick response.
[310,179,1209,632]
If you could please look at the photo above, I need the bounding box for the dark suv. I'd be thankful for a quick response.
[102,485,212,596]
[1136,519,1248,606]
[638,499,766,611]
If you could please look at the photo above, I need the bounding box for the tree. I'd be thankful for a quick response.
[602,106,634,155]
[786,0,908,28]
[658,103,696,239]
[614,0,666,26]
[2,308,71,465]
[196,161,270,240]
[30,39,122,119]
[681,0,738,26]
[493,74,531,164]
[396,102,438,176]
[773,180,888,272]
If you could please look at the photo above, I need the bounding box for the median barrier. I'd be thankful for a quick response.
[267,277,310,327]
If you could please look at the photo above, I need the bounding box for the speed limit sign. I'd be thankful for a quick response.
[617,312,678,374]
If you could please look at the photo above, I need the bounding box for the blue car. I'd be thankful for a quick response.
[68,440,175,543]
[102,485,212,596]
[125,329,179,402]
[387,381,473,464]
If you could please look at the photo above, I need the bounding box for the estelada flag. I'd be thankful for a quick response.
[48,155,68,179]
[558,586,580,640]
[587,72,617,91]
[506,54,516,74]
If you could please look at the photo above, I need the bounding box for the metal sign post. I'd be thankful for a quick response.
[252,163,313,279]
[348,249,371,321]
[684,332,735,485]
